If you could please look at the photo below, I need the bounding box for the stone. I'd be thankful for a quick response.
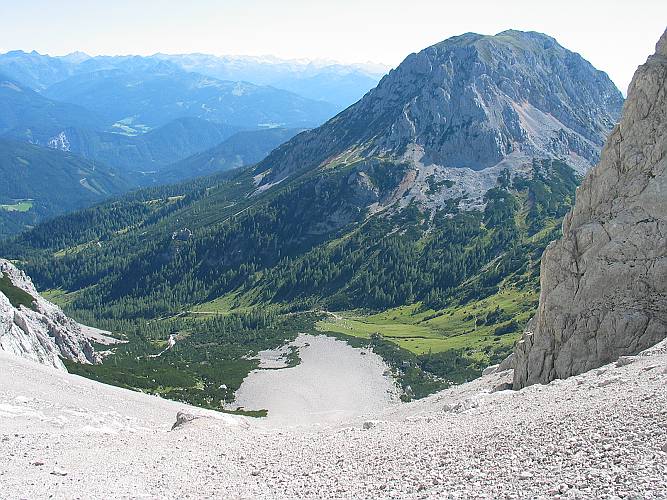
[482,364,499,376]
[497,352,516,372]
[171,411,199,431]
[513,30,667,389]
[0,259,99,370]
[491,382,513,393]
[616,357,636,367]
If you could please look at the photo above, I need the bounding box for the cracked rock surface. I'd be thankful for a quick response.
[513,29,667,388]
[0,259,99,370]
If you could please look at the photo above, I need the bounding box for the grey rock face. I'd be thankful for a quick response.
[0,259,99,370]
[258,30,622,185]
[513,30,667,389]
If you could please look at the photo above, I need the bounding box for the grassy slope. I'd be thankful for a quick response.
[317,286,537,360]
[0,272,36,310]
[0,200,33,212]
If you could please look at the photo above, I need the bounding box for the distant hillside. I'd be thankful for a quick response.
[43,118,242,181]
[0,72,103,143]
[43,68,337,130]
[0,139,128,237]
[159,128,303,183]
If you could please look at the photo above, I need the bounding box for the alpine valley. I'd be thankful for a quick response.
[1,30,626,403]
[2,17,667,498]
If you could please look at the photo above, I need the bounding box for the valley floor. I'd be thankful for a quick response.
[1,340,666,499]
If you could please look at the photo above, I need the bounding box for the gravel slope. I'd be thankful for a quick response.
[1,340,666,499]
[229,334,399,427]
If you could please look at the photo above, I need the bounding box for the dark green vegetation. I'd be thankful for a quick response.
[0,271,36,311]
[2,156,579,405]
[0,139,129,238]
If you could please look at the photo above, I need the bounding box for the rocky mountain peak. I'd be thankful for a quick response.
[512,29,667,388]
[256,31,623,212]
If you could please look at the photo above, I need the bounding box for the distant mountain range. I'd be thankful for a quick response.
[0,50,386,111]
[153,53,389,109]
[0,50,380,233]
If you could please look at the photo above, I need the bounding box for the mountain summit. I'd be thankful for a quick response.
[257,30,623,207]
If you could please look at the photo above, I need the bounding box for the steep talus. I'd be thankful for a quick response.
[513,30,667,388]
[0,259,99,370]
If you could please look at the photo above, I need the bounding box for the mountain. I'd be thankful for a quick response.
[154,53,388,109]
[0,258,99,369]
[43,67,338,130]
[256,30,622,196]
[159,128,303,183]
[0,72,103,143]
[1,31,624,405]
[43,118,243,181]
[0,139,129,237]
[512,29,667,388]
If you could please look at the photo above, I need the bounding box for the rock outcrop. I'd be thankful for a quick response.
[0,259,99,370]
[513,30,667,389]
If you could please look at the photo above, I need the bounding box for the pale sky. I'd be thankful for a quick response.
[0,0,665,93]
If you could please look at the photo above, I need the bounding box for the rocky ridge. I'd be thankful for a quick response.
[513,29,667,388]
[0,259,99,370]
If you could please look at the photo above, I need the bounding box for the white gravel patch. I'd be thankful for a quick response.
[79,324,126,345]
[229,334,400,426]
[1,339,666,499]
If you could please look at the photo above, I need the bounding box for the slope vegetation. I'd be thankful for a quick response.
[0,139,129,237]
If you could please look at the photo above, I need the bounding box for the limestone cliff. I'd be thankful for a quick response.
[513,30,667,388]
[0,259,99,370]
